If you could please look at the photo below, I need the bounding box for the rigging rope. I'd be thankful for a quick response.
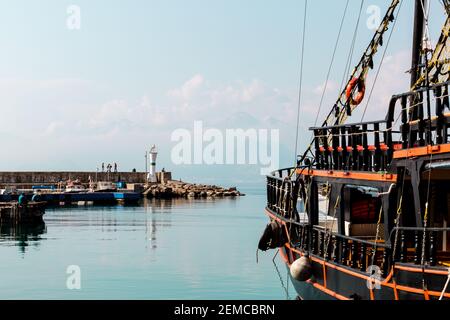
[323,195,340,260]
[294,0,308,164]
[314,0,351,128]
[413,3,450,89]
[371,206,385,268]
[339,0,366,95]
[442,0,450,15]
[361,0,404,122]
[299,0,402,164]
[440,268,450,300]
[420,153,434,295]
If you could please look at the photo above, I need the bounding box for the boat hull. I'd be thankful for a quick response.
[280,243,450,300]
[265,208,450,301]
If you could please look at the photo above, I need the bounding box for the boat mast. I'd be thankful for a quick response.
[410,0,426,89]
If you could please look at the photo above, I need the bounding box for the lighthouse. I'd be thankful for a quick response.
[147,145,158,183]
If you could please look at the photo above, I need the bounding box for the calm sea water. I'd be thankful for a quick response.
[0,189,292,300]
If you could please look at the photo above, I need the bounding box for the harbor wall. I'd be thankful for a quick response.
[0,172,148,186]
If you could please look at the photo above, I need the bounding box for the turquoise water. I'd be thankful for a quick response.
[0,190,291,299]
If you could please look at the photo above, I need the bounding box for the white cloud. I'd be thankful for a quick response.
[0,52,413,173]
[44,121,65,136]
[241,79,264,102]
[314,80,339,95]
[168,74,204,100]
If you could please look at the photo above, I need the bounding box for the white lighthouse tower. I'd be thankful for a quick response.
[147,145,158,183]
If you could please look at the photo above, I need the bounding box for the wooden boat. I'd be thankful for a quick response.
[0,202,46,224]
[260,0,450,300]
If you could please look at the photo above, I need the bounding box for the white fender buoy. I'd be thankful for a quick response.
[290,256,312,282]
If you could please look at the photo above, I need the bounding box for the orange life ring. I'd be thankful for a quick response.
[346,77,366,106]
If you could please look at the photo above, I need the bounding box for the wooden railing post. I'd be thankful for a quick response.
[414,231,421,265]
[362,124,369,171]
[443,86,449,143]
[333,236,339,263]
[382,247,390,277]
[429,231,437,267]
[318,231,324,257]
[417,91,425,146]
[360,243,367,271]
[400,230,407,263]
[312,229,317,255]
[351,241,358,269]
[341,239,348,266]
[435,87,444,145]
[401,96,409,149]
[374,123,380,172]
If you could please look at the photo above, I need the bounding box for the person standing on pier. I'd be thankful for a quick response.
[18,193,28,206]
[102,163,105,173]
[32,193,42,202]
[114,163,118,173]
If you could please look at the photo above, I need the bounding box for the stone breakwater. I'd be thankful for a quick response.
[144,180,244,199]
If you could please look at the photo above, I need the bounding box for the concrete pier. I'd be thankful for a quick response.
[0,171,173,188]
[0,171,147,188]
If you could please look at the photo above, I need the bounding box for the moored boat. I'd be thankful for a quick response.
[259,0,450,300]
[65,179,88,193]
[95,181,118,193]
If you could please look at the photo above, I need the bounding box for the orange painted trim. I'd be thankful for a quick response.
[369,288,375,301]
[266,209,450,299]
[289,242,450,299]
[393,279,399,301]
[286,243,374,282]
[384,269,394,283]
[282,223,292,245]
[279,248,350,300]
[394,143,450,159]
[297,169,397,182]
[394,284,424,295]
[395,264,450,276]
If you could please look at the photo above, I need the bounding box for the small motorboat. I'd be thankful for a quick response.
[95,181,117,192]
[65,180,87,193]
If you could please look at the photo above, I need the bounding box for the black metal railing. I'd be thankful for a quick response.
[266,173,450,274]
[267,168,298,218]
[313,226,391,276]
[266,167,392,276]
[391,227,450,267]
[310,120,400,172]
[286,222,392,277]
[307,81,450,173]
[387,81,450,148]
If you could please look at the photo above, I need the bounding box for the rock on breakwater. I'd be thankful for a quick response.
[144,180,244,199]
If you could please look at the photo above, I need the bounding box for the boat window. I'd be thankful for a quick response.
[343,185,383,239]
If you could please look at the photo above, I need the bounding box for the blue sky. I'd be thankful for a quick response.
[0,0,446,186]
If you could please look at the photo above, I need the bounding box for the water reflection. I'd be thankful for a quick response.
[143,198,175,251]
[0,197,232,254]
[0,222,46,253]
[0,194,286,299]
